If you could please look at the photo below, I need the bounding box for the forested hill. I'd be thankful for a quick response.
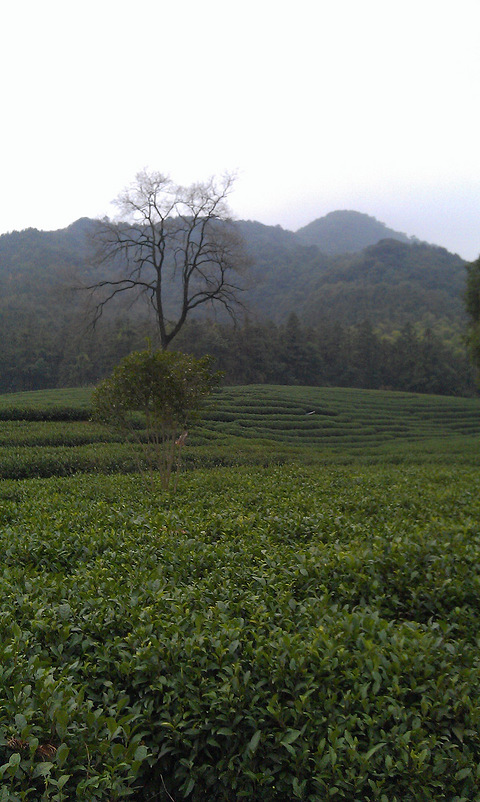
[0,211,474,394]
[237,218,467,334]
[1,213,467,335]
[299,238,467,333]
[295,210,412,253]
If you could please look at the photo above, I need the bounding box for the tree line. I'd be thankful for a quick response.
[1,169,477,397]
[176,315,476,396]
[1,308,476,397]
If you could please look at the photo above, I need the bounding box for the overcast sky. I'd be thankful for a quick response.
[1,0,479,259]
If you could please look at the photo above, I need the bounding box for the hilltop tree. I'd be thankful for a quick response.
[465,254,480,378]
[86,171,249,350]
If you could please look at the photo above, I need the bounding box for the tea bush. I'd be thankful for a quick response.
[1,385,480,479]
[1,465,480,799]
[0,388,92,421]
[0,421,120,448]
[0,444,145,480]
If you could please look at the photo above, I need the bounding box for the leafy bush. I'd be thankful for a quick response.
[1,466,480,799]
[0,444,143,480]
[92,349,220,489]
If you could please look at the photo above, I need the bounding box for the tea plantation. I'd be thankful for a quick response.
[1,386,480,800]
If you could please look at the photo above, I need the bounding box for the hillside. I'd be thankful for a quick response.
[0,212,473,393]
[296,209,412,253]
[238,221,467,333]
[0,213,466,329]
[1,384,479,475]
[300,238,467,331]
[2,386,480,799]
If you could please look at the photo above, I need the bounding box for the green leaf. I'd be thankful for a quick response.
[134,745,148,762]
[14,714,27,732]
[33,761,54,778]
[54,708,69,739]
[58,603,71,620]
[452,726,464,743]
[55,743,69,768]
[105,717,121,739]
[247,730,262,754]
[56,774,71,790]
[455,767,472,780]
[281,729,302,746]
[365,743,386,761]
[111,743,125,759]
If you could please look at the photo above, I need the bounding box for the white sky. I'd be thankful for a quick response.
[1,0,479,259]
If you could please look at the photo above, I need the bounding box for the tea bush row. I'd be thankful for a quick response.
[0,432,479,481]
[1,465,480,799]
[0,422,124,448]
[0,444,144,480]
[1,385,480,463]
[0,406,90,422]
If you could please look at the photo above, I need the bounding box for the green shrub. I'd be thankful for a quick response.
[92,349,220,489]
[1,465,480,799]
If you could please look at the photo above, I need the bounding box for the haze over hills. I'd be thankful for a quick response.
[295,210,412,253]
[235,212,466,333]
[0,209,467,329]
[0,208,474,394]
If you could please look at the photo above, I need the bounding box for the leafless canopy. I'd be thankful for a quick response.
[87,171,249,349]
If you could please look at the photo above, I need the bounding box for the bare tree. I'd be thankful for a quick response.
[86,170,249,349]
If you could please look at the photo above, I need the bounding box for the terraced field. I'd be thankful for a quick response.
[0,385,479,479]
[1,384,480,800]
[0,387,92,419]
[199,385,480,449]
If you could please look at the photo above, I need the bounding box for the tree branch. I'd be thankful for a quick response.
[85,171,248,348]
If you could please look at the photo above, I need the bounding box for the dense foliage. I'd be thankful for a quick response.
[465,254,480,382]
[0,215,472,394]
[2,311,473,397]
[176,316,475,396]
[1,464,480,800]
[1,386,480,799]
[92,349,219,488]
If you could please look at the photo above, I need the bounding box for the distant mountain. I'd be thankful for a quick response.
[0,211,471,392]
[236,220,329,317]
[296,210,412,254]
[0,214,465,330]
[298,238,467,333]
[235,219,466,336]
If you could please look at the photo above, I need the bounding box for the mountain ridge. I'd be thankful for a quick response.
[0,210,466,332]
[294,209,413,253]
[2,209,428,254]
[0,208,473,393]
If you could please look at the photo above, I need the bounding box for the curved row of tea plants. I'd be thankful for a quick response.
[0,385,480,479]
[199,386,480,448]
[1,465,480,800]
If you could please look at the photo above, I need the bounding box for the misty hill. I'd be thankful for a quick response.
[300,238,467,333]
[295,210,412,254]
[0,218,98,308]
[0,214,467,333]
[0,211,471,392]
[236,220,466,336]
